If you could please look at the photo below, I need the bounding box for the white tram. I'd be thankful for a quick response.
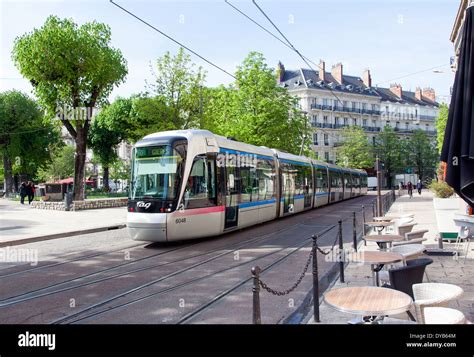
[127,130,368,242]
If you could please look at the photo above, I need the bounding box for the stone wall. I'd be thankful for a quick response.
[31,198,128,211]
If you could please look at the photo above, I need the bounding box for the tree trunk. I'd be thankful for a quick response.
[103,166,110,192]
[3,151,14,197]
[73,127,87,201]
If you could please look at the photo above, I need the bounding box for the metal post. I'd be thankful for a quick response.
[352,211,357,252]
[376,157,383,217]
[372,201,376,219]
[312,235,320,323]
[338,220,345,283]
[251,266,261,324]
[362,205,366,236]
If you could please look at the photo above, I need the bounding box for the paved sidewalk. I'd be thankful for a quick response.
[0,198,127,247]
[307,191,474,324]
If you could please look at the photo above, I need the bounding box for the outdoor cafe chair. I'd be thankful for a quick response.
[423,307,466,324]
[382,258,433,299]
[378,245,427,283]
[412,283,464,324]
[393,229,429,246]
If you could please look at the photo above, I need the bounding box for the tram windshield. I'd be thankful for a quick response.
[130,143,186,201]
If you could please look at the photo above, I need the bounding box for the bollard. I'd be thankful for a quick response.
[352,211,357,252]
[338,220,345,283]
[251,266,261,324]
[312,235,320,323]
[362,205,366,236]
[372,201,376,219]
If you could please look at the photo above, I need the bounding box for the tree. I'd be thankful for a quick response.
[37,145,75,182]
[110,160,130,191]
[12,16,127,200]
[0,90,58,196]
[406,130,438,183]
[374,126,406,188]
[203,52,310,155]
[146,48,206,129]
[88,98,132,191]
[435,103,449,154]
[336,126,373,168]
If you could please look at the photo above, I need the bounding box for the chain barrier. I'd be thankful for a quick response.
[251,202,377,324]
[258,244,314,296]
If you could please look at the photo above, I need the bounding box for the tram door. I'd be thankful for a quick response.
[224,166,239,230]
[303,171,312,209]
[282,164,295,214]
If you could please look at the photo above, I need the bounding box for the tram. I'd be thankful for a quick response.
[127,130,368,242]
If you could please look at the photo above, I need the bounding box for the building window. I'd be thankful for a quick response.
[323,98,329,106]
[405,122,409,129]
[311,97,317,104]
[352,101,356,109]
[353,118,357,126]
[324,152,329,162]
[372,137,376,146]
[324,134,329,146]
[344,117,348,125]
[371,104,376,111]
[335,117,339,125]
[372,119,376,127]
[363,119,367,127]
[323,116,328,124]
[343,101,348,108]
[362,103,367,110]
[313,133,318,145]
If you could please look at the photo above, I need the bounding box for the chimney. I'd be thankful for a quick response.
[422,87,436,102]
[319,59,325,81]
[389,83,403,98]
[362,69,372,87]
[276,61,285,83]
[331,63,343,84]
[415,87,422,101]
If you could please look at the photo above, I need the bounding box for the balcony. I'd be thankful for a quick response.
[310,104,322,110]
[362,126,381,132]
[312,123,334,129]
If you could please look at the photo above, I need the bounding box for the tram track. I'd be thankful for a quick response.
[0,195,377,324]
[0,223,298,309]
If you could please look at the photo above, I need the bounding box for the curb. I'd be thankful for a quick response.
[0,224,126,248]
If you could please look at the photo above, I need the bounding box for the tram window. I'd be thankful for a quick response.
[281,163,296,197]
[184,156,216,209]
[320,169,328,191]
[257,159,275,200]
[295,165,312,195]
[344,174,351,189]
[240,167,258,202]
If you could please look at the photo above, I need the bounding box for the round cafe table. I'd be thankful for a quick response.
[364,221,394,234]
[363,234,405,250]
[324,286,413,320]
[372,216,394,222]
[353,251,403,286]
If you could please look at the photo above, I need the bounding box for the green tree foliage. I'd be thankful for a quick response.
[110,160,130,190]
[435,103,449,154]
[203,52,310,154]
[12,16,127,199]
[88,98,132,191]
[145,48,206,130]
[37,145,75,182]
[0,90,59,196]
[374,126,407,188]
[335,126,373,168]
[405,129,438,182]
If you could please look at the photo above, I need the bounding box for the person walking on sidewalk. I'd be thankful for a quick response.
[27,181,35,204]
[19,182,27,204]
[416,180,422,195]
[407,181,413,198]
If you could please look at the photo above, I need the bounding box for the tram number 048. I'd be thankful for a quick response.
[175,218,187,224]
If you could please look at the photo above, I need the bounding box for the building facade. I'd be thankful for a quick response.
[278,61,439,164]
[450,0,474,71]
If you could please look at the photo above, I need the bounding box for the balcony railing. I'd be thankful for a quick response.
[419,115,436,120]
[311,104,381,116]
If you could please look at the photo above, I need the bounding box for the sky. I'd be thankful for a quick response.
[0,0,458,104]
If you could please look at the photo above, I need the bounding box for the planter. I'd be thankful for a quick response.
[433,197,464,240]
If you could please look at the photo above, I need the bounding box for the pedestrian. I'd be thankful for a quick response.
[417,179,422,195]
[407,181,413,198]
[27,181,35,204]
[19,182,27,204]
